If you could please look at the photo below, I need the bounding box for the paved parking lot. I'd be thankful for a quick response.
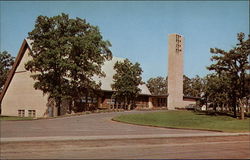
[1,110,213,138]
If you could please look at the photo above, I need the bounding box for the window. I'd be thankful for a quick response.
[28,110,36,117]
[28,110,31,117]
[18,110,25,117]
[87,97,92,103]
[81,96,86,103]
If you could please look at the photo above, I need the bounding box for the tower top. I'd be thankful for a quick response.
[168,33,183,37]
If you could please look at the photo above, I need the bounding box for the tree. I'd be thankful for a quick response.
[146,75,204,97]
[203,73,231,111]
[25,13,112,115]
[0,51,15,92]
[183,75,204,97]
[146,76,167,95]
[190,75,204,97]
[183,75,192,96]
[111,59,143,110]
[245,74,250,100]
[207,32,250,117]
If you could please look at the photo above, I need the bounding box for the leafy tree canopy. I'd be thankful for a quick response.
[183,75,192,96]
[188,75,204,97]
[25,13,112,115]
[146,75,203,97]
[111,59,143,109]
[0,51,15,91]
[202,73,231,110]
[147,76,167,95]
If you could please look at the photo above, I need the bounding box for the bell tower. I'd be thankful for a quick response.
[167,34,184,110]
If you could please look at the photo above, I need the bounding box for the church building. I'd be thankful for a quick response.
[0,34,197,118]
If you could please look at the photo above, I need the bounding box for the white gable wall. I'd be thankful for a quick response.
[1,48,48,117]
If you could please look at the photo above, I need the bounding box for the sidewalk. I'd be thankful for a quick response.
[1,132,249,143]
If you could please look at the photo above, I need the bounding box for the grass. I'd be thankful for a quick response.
[112,111,250,132]
[0,115,34,121]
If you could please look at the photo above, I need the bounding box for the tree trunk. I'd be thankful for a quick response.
[239,99,245,120]
[246,98,249,112]
[205,98,208,111]
[125,97,127,110]
[213,103,216,112]
[85,94,88,111]
[69,100,73,114]
[128,100,131,110]
[240,104,245,120]
[232,97,237,118]
[56,98,61,116]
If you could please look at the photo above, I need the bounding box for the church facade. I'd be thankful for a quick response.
[0,34,197,118]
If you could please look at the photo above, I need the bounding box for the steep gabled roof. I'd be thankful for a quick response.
[0,39,151,103]
[93,57,151,95]
[0,39,31,103]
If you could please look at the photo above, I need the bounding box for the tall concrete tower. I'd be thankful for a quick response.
[167,34,184,110]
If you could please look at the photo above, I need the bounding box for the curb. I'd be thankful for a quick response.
[111,118,225,133]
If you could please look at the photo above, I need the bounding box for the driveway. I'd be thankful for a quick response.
[1,110,249,159]
[1,110,214,138]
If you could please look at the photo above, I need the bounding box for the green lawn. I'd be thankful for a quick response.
[112,111,250,132]
[0,116,34,121]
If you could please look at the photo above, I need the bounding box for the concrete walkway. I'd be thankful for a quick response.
[1,132,249,142]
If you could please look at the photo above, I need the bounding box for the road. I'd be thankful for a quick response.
[1,111,250,159]
[1,136,249,159]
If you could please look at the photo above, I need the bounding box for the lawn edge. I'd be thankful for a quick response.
[111,118,248,133]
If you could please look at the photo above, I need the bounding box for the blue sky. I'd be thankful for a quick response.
[0,1,249,81]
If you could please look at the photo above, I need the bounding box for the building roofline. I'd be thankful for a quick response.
[100,89,151,96]
[150,94,200,100]
[0,39,30,104]
[0,39,151,105]
[151,94,169,97]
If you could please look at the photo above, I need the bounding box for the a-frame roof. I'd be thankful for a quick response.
[0,39,31,103]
